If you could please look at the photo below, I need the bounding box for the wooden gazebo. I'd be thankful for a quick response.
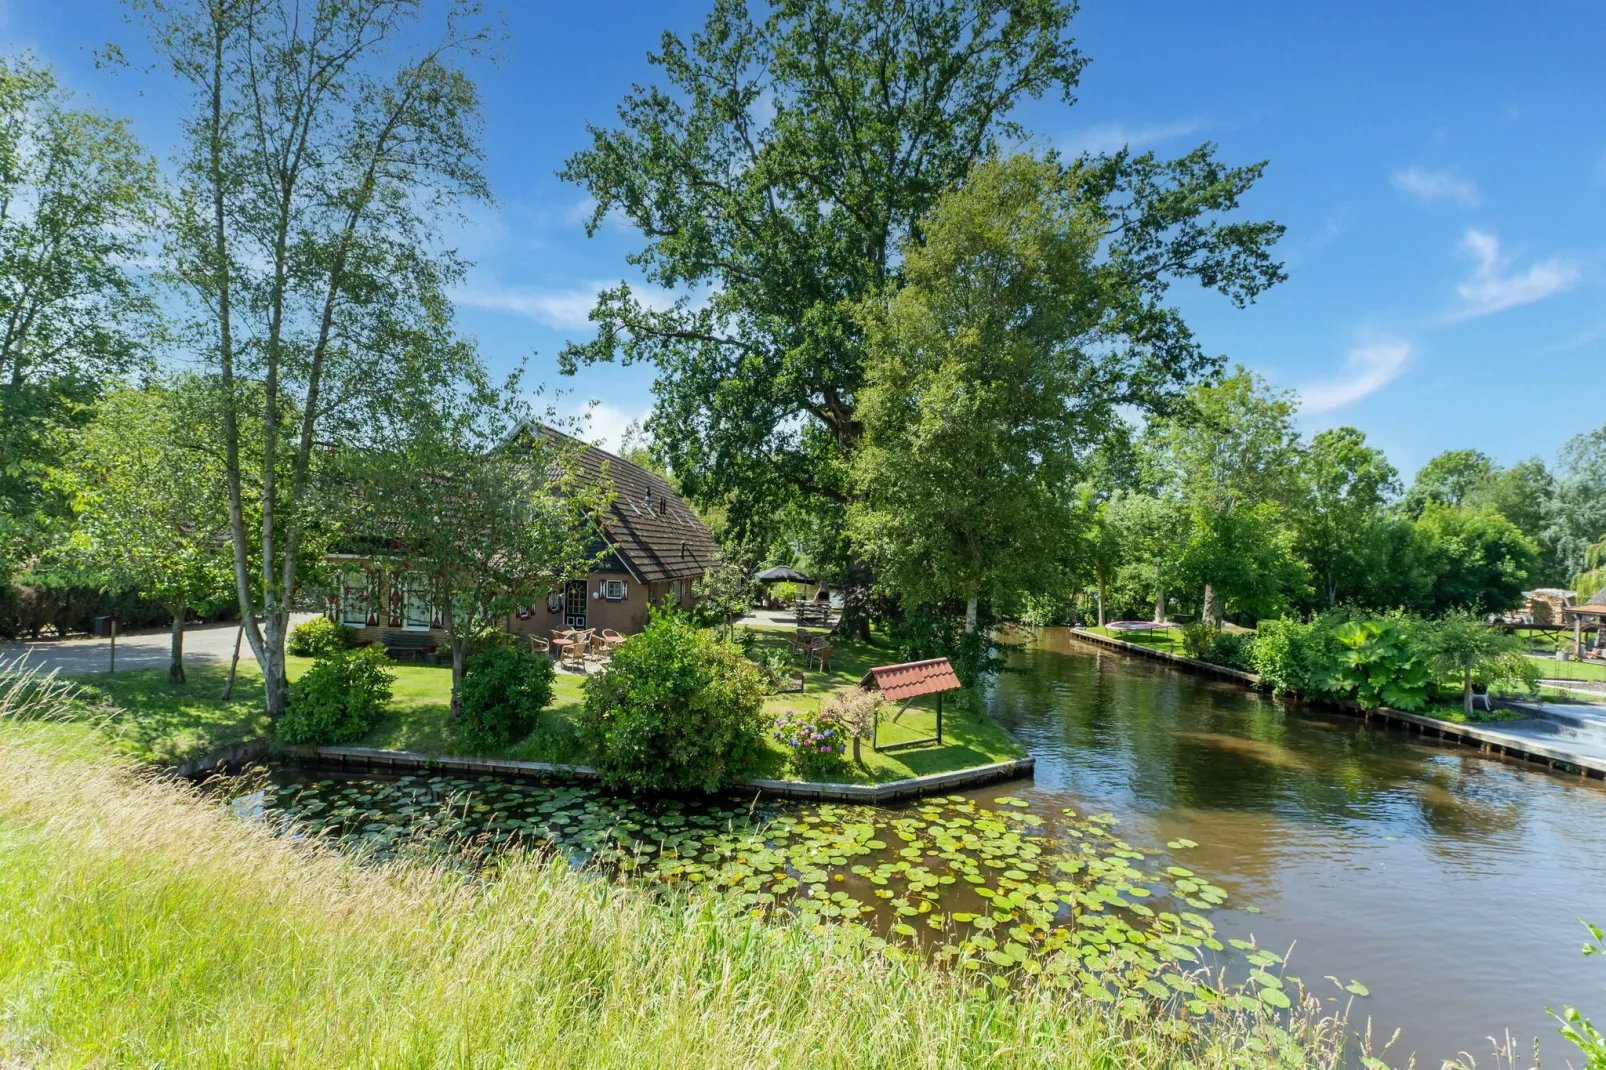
[1564,586,1606,659]
[860,657,962,752]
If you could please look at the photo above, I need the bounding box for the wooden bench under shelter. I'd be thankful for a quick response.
[860,657,962,752]
[381,631,435,662]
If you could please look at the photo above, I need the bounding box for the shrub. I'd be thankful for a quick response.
[279,646,395,745]
[771,707,847,780]
[287,616,356,659]
[1326,619,1430,711]
[580,611,767,792]
[1249,613,1430,710]
[1179,622,1220,659]
[455,646,556,751]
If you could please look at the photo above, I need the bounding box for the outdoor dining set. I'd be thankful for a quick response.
[787,629,833,673]
[530,627,628,671]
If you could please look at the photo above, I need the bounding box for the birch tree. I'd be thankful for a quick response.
[144,0,493,717]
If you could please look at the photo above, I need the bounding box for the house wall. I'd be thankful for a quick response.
[506,571,651,639]
[325,557,707,652]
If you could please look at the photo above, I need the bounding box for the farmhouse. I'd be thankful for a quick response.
[323,427,721,653]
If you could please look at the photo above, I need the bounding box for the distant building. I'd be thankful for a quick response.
[324,426,721,650]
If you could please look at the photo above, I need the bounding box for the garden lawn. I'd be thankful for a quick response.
[740,625,1025,783]
[62,628,1025,785]
[1080,625,1186,654]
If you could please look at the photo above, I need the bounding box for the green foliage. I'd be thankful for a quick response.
[1421,612,1538,713]
[580,612,767,792]
[560,0,1284,592]
[0,575,173,640]
[1249,614,1427,709]
[691,562,754,639]
[1179,622,1220,659]
[1248,618,1338,697]
[455,646,556,752]
[1325,619,1430,711]
[1550,920,1606,1070]
[1290,427,1401,608]
[1401,449,1495,518]
[279,646,395,746]
[286,617,356,660]
[1178,622,1254,670]
[0,54,159,572]
[1413,504,1539,614]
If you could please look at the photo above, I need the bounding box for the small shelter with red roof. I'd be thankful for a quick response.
[860,657,962,752]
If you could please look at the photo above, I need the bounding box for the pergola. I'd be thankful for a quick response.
[1564,589,1606,658]
[860,657,961,752]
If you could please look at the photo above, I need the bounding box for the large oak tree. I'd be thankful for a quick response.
[560,0,1286,631]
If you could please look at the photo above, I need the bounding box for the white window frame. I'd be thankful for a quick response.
[339,570,371,626]
[401,573,434,631]
[603,579,627,601]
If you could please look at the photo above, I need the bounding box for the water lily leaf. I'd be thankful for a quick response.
[1345,981,1370,997]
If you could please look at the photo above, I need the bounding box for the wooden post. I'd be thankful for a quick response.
[1576,616,1584,660]
[221,621,245,700]
[108,618,117,673]
[936,691,943,746]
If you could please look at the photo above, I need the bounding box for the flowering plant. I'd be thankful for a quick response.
[772,707,846,780]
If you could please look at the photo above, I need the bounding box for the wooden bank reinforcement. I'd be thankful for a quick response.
[1068,627,1606,781]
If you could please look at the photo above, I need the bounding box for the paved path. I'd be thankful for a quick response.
[0,614,320,677]
[1482,701,1606,771]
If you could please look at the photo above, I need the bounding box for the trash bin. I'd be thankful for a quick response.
[93,616,115,637]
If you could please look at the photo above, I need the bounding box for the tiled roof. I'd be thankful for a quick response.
[532,425,722,585]
[860,658,962,702]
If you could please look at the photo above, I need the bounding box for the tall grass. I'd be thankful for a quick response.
[0,668,1368,1068]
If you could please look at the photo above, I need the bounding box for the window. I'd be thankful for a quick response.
[603,579,628,601]
[339,571,372,626]
[401,574,433,630]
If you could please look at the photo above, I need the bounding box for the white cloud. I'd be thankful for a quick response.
[453,280,683,330]
[1061,118,1204,156]
[1297,338,1412,414]
[1453,229,1580,320]
[569,401,649,453]
[1390,167,1481,208]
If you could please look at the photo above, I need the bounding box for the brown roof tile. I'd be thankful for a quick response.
[534,425,722,585]
[860,658,962,702]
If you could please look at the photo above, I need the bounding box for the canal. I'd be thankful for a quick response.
[988,628,1606,1066]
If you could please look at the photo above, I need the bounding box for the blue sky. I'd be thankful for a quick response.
[7,0,1605,480]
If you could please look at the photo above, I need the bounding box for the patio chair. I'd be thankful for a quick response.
[810,643,833,674]
[528,635,551,655]
[567,630,594,667]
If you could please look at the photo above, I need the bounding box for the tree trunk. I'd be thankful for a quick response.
[220,621,244,700]
[1202,584,1221,627]
[168,606,187,685]
[1096,564,1107,628]
[261,612,290,719]
[1153,589,1166,625]
[450,641,466,720]
[1463,669,1473,716]
[964,594,979,634]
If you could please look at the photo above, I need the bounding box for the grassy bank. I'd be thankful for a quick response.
[65,625,1024,784]
[0,717,1353,1068]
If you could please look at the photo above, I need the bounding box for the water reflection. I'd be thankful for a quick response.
[988,629,1606,1066]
